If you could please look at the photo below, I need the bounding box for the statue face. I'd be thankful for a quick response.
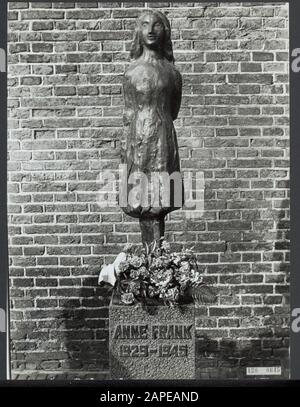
[139,13,165,49]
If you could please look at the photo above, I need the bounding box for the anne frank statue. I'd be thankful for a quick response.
[120,9,183,246]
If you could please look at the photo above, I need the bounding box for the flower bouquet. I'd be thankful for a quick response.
[99,239,216,307]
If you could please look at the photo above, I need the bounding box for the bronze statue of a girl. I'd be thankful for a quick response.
[120,9,183,246]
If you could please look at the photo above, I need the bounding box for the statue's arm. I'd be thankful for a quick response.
[121,74,135,162]
[171,69,182,121]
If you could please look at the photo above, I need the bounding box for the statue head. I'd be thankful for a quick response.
[130,9,174,63]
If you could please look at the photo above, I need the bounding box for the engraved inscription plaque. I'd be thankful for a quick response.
[109,303,195,379]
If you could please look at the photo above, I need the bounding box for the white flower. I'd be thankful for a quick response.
[161,240,170,251]
[180,261,190,272]
[121,292,135,305]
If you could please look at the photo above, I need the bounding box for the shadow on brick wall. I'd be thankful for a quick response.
[195,205,290,380]
[195,332,289,380]
[61,277,112,377]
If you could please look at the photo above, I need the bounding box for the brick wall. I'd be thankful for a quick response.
[8,2,290,379]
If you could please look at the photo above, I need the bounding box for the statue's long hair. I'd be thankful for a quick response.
[130,9,174,63]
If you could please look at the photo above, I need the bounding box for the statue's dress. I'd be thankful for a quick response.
[120,56,182,220]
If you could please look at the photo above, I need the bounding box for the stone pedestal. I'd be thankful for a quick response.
[109,298,195,379]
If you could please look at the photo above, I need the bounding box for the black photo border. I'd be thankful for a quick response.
[0,0,299,388]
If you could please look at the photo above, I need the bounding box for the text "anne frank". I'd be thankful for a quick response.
[113,324,193,340]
